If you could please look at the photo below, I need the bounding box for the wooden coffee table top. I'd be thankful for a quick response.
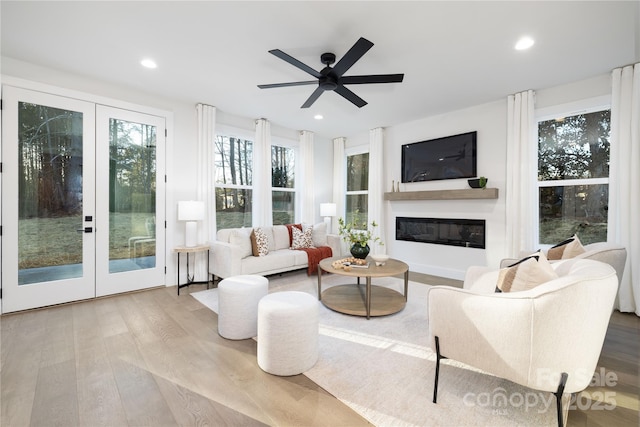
[318,256,409,277]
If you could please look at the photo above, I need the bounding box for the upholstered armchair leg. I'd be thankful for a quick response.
[554,372,568,427]
[433,336,447,403]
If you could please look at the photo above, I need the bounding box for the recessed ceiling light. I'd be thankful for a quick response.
[314,114,323,120]
[515,36,535,51]
[140,58,157,69]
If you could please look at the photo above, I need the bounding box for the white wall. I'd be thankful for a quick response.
[382,100,507,279]
[342,72,614,280]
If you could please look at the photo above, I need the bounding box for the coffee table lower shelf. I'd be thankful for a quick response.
[321,284,406,317]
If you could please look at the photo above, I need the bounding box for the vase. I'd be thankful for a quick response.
[350,243,370,259]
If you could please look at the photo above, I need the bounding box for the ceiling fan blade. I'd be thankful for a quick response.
[301,86,325,108]
[258,81,317,89]
[331,37,374,77]
[334,85,367,108]
[340,74,405,85]
[269,49,322,78]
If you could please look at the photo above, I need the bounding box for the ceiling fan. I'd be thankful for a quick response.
[258,37,404,108]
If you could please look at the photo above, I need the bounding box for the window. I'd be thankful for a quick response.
[537,108,610,245]
[271,144,296,225]
[214,134,253,229]
[345,150,369,227]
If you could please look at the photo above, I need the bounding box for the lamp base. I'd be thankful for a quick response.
[185,221,198,247]
[323,216,332,233]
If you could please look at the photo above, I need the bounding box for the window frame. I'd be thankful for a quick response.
[270,136,299,224]
[344,145,370,227]
[534,95,611,248]
[213,125,255,230]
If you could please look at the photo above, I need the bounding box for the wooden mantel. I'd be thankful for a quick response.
[384,188,499,201]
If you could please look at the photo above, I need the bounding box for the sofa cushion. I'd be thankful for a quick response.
[311,222,327,247]
[547,234,586,260]
[292,225,314,249]
[230,228,252,258]
[241,249,302,275]
[496,252,558,293]
[273,225,290,250]
[251,228,270,257]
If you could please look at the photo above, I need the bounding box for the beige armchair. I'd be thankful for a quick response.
[428,258,618,427]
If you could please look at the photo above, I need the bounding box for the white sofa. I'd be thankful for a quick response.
[428,258,618,427]
[209,223,341,280]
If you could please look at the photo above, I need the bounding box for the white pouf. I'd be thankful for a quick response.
[257,291,319,376]
[218,275,269,340]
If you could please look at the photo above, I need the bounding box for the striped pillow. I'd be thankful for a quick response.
[547,234,586,260]
[496,251,558,293]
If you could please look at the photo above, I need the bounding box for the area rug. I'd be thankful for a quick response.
[192,272,559,426]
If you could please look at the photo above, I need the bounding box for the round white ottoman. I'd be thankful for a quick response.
[257,291,319,376]
[218,275,269,340]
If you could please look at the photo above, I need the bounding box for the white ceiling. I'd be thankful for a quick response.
[2,1,638,139]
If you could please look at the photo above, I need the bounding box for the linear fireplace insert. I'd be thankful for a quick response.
[396,217,485,249]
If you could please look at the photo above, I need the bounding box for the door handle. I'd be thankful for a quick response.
[76,227,93,233]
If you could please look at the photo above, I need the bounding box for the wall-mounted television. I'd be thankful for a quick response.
[401,131,477,183]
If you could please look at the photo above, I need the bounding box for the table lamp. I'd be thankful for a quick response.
[320,202,337,231]
[178,200,205,247]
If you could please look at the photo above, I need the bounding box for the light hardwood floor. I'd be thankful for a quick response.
[1,278,638,427]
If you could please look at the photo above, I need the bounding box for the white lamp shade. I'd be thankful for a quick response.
[320,203,337,217]
[178,201,205,221]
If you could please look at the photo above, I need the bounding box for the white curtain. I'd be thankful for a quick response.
[253,118,273,227]
[298,130,315,224]
[368,127,385,254]
[332,137,346,235]
[505,90,536,256]
[195,103,216,281]
[609,63,640,315]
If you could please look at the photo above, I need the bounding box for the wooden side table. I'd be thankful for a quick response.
[173,244,211,295]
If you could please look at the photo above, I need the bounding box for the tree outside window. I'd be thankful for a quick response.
[537,109,610,245]
[214,135,253,229]
[271,145,295,225]
[346,152,369,227]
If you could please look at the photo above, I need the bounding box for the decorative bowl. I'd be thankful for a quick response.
[370,254,390,266]
[468,178,488,188]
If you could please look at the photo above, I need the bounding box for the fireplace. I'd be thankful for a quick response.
[396,217,485,249]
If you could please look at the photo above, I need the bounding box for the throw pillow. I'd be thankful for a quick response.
[291,225,314,249]
[250,228,269,257]
[496,251,558,293]
[229,229,252,258]
[547,234,586,260]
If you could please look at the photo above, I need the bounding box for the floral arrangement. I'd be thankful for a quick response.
[338,210,383,248]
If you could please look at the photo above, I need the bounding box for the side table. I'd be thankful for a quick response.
[174,244,211,295]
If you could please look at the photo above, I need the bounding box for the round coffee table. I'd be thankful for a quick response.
[317,256,409,319]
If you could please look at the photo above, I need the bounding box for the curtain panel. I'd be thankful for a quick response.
[195,103,216,281]
[254,118,273,227]
[331,137,346,235]
[609,63,640,315]
[369,127,385,254]
[299,130,315,224]
[505,90,536,256]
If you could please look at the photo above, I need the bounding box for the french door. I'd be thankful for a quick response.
[1,86,166,313]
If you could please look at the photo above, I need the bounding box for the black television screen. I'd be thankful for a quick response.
[401,131,477,183]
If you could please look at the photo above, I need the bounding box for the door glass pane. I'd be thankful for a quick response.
[108,118,157,273]
[18,102,84,285]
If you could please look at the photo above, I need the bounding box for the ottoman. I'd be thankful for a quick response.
[218,275,269,340]
[257,291,319,376]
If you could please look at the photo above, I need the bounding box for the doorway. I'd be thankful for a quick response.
[1,86,166,313]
